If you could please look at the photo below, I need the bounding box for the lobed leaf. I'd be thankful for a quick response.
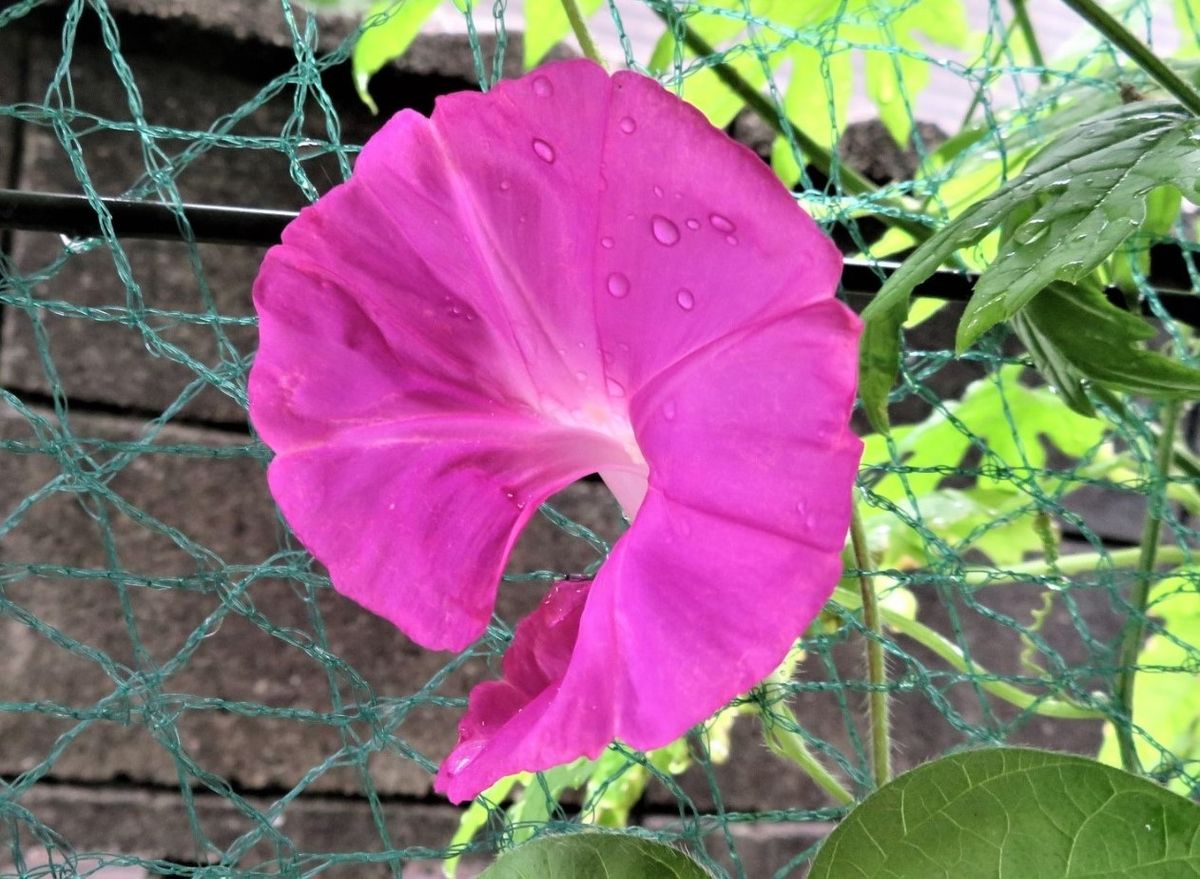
[860,101,1200,429]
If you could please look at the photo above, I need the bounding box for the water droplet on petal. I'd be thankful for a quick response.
[606,377,626,398]
[709,213,736,233]
[653,185,664,198]
[575,370,588,382]
[499,179,511,191]
[601,236,615,249]
[606,272,630,299]
[532,138,556,163]
[532,76,553,97]
[675,288,695,310]
[619,116,637,134]
[725,234,739,246]
[450,740,485,773]
[663,400,678,420]
[685,218,701,230]
[651,215,680,246]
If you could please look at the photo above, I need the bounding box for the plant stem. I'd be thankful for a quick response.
[560,0,606,68]
[831,585,1106,719]
[960,544,1188,587]
[850,496,892,787]
[1009,0,1049,85]
[1114,399,1183,772]
[1060,0,1200,115]
[762,700,856,806]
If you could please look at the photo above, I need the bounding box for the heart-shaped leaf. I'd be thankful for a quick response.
[809,747,1200,878]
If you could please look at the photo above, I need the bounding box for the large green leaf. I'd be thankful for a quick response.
[479,833,712,879]
[860,101,1200,430]
[1099,570,1200,795]
[353,0,443,112]
[809,747,1200,879]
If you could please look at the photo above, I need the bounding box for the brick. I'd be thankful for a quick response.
[0,407,621,798]
[0,26,374,423]
[4,783,481,878]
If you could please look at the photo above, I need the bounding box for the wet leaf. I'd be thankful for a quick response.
[861,102,1200,428]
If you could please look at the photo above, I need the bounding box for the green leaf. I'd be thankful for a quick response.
[1177,0,1200,59]
[480,833,712,879]
[523,0,604,69]
[352,0,442,113]
[652,0,969,155]
[864,364,1104,501]
[956,103,1200,348]
[865,487,1046,568]
[861,365,1103,566]
[1018,282,1200,401]
[507,759,594,844]
[809,747,1200,879]
[444,776,520,878]
[860,101,1200,427]
[1099,570,1200,795]
[770,44,852,185]
[864,102,1199,351]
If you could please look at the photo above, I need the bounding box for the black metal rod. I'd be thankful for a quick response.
[1,188,1198,329]
[0,189,295,247]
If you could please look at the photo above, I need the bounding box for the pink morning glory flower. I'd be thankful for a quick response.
[248,59,861,803]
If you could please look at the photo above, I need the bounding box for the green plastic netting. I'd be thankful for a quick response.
[2,0,1200,876]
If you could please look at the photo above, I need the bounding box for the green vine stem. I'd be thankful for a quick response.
[1114,399,1183,772]
[849,495,892,787]
[960,544,1188,588]
[760,696,856,806]
[1010,0,1049,85]
[1060,0,1200,115]
[560,0,606,68]
[830,585,1105,719]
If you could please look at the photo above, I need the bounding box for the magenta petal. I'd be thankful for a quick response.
[435,303,862,801]
[265,415,631,651]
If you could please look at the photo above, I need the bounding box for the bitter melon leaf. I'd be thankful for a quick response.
[352,0,442,112]
[809,747,1200,879]
[861,102,1200,429]
[652,0,967,151]
[1020,281,1200,402]
[863,364,1104,502]
[480,833,712,879]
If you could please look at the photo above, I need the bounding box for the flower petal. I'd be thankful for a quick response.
[435,303,862,801]
[264,412,631,651]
